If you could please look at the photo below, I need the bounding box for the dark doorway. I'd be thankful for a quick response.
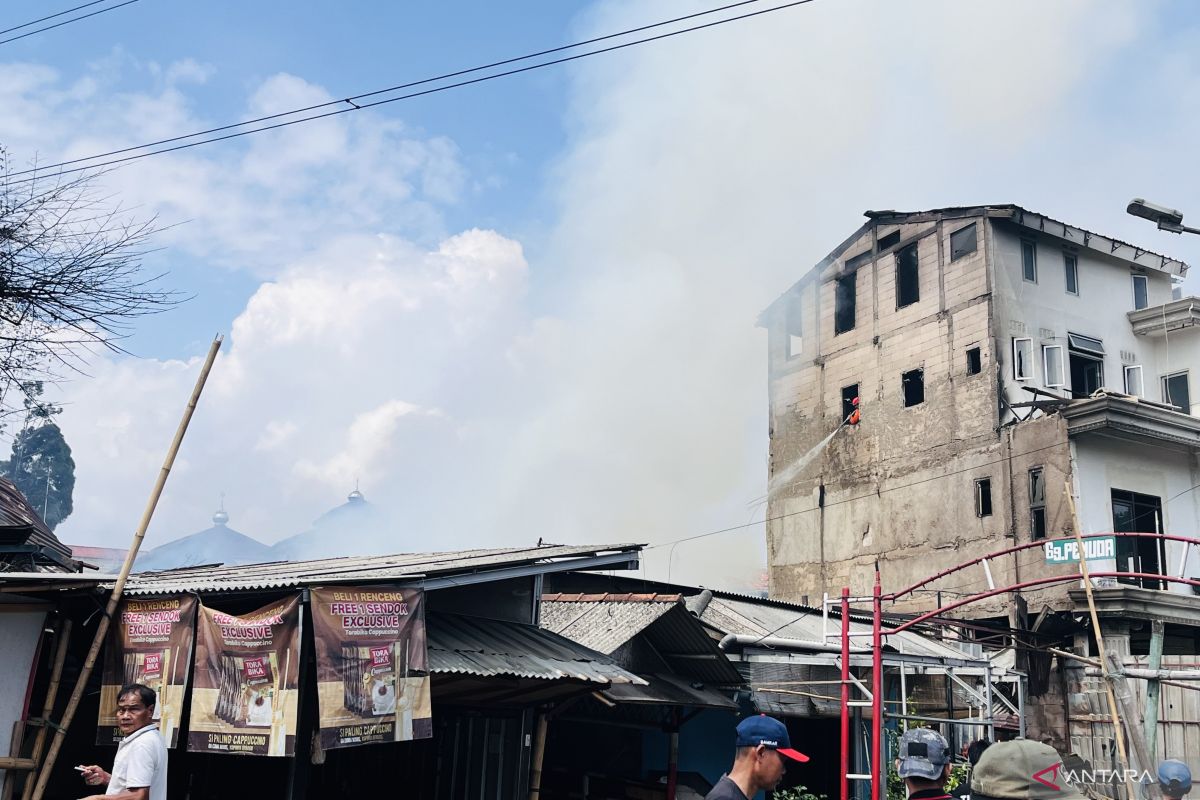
[1111,489,1165,589]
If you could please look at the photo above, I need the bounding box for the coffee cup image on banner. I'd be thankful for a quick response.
[214,654,278,728]
[341,643,401,718]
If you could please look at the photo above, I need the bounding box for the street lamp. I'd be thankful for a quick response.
[1127,197,1200,235]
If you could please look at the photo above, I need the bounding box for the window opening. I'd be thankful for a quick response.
[834,272,856,334]
[975,478,993,518]
[1029,468,1046,540]
[846,250,872,270]
[1021,240,1038,283]
[1068,333,1104,398]
[1132,274,1149,310]
[877,230,900,252]
[1163,371,1191,414]
[1111,489,1165,589]
[841,384,860,423]
[902,368,924,407]
[1064,253,1078,295]
[1123,365,1143,397]
[896,243,920,308]
[1012,338,1033,381]
[966,347,982,376]
[1043,345,1064,387]
[950,223,977,261]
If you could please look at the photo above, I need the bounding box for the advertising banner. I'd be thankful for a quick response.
[98,594,197,747]
[310,586,432,749]
[187,595,302,756]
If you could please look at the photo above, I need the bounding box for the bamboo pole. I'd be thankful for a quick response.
[1145,619,1165,760]
[30,335,223,800]
[1063,485,1137,800]
[1106,650,1159,800]
[20,618,72,800]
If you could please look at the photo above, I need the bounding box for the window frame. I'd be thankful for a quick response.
[1042,344,1065,388]
[1162,370,1191,414]
[785,293,804,359]
[1132,274,1149,311]
[1063,252,1079,296]
[841,384,860,422]
[1012,337,1034,381]
[950,223,977,262]
[1123,365,1143,398]
[1021,240,1038,283]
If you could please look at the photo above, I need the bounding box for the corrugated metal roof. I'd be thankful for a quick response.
[119,543,641,595]
[540,597,677,654]
[428,612,645,685]
[540,597,744,685]
[699,595,974,661]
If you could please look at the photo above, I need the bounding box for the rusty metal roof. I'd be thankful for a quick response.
[0,477,76,572]
[118,543,641,595]
[428,612,645,685]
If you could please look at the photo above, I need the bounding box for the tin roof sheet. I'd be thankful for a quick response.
[0,477,75,571]
[539,596,678,654]
[428,612,645,685]
[118,543,641,595]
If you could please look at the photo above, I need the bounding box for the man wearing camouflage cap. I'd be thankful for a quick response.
[970,740,1085,800]
[896,728,954,800]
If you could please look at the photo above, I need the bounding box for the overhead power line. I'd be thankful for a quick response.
[0,0,140,47]
[3,0,815,186]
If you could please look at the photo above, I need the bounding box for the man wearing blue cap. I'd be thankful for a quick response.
[706,714,809,800]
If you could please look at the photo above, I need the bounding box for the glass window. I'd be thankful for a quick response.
[1163,371,1191,414]
[1013,338,1033,381]
[1124,365,1143,397]
[1064,253,1078,295]
[950,224,977,261]
[1132,274,1149,310]
[1043,345,1064,387]
[1021,240,1037,283]
[1067,333,1105,356]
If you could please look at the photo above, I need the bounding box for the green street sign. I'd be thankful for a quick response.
[1044,536,1117,564]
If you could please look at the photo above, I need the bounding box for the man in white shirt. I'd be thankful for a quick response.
[79,683,167,800]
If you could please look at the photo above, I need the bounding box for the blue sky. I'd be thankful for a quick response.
[3,1,1200,588]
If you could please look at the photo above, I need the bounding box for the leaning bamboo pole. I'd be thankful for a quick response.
[19,618,72,800]
[1063,485,1137,800]
[30,335,223,800]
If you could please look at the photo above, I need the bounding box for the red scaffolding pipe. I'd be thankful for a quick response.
[840,587,850,800]
[887,572,1200,634]
[887,531,1200,601]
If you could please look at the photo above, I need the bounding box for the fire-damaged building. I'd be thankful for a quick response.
[758,205,1200,766]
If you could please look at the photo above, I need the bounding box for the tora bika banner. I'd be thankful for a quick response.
[187,594,302,756]
[310,586,431,750]
[98,595,197,747]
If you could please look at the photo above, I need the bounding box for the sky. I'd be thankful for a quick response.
[2,0,1200,588]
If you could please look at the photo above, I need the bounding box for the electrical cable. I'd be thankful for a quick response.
[0,0,139,47]
[0,0,112,36]
[2,0,815,187]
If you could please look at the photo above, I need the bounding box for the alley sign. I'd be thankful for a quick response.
[1044,536,1117,564]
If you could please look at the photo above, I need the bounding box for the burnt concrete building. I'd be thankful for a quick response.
[759,205,1200,756]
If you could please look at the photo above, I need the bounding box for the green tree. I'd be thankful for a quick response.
[0,382,74,530]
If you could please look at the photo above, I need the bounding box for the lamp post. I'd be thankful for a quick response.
[1127,197,1200,235]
